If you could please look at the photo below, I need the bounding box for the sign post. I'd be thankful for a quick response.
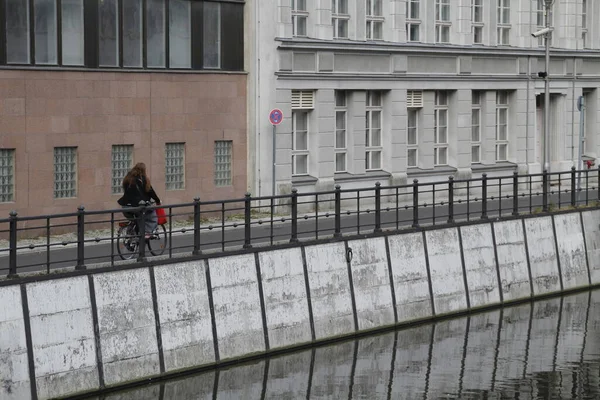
[269,109,284,196]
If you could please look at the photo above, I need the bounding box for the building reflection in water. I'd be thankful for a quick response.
[92,291,600,399]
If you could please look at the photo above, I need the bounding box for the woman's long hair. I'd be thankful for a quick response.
[123,162,151,192]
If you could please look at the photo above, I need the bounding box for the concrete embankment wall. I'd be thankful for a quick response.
[1,209,600,399]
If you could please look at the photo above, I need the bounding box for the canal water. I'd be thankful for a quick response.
[81,290,600,400]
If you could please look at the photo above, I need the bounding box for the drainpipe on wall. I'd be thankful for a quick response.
[571,56,576,166]
[526,56,530,168]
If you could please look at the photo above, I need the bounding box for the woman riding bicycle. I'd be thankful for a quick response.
[117,162,161,239]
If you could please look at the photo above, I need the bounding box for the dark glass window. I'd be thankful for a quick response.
[169,0,191,68]
[62,0,84,65]
[146,0,165,68]
[98,0,118,66]
[34,0,58,65]
[6,0,30,64]
[203,1,220,69]
[122,0,142,67]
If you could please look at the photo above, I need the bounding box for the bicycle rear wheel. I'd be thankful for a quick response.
[148,224,168,256]
[117,224,139,260]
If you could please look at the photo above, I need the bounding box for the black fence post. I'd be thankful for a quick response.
[447,176,454,224]
[75,205,86,270]
[512,171,519,216]
[542,169,549,212]
[334,185,342,238]
[290,189,299,243]
[412,179,419,228]
[481,174,488,220]
[571,166,577,207]
[8,211,18,278]
[243,193,252,249]
[374,182,382,233]
[137,203,147,262]
[192,197,201,255]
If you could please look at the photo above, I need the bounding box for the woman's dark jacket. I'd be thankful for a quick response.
[117,176,161,206]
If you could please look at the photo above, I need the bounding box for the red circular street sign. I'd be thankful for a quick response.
[269,109,284,125]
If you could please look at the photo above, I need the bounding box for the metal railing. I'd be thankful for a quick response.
[1,167,599,277]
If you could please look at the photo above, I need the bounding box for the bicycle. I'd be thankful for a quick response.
[116,206,168,260]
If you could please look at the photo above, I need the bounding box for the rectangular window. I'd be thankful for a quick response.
[471,0,483,44]
[496,91,509,161]
[497,0,510,45]
[53,147,77,199]
[365,91,382,170]
[147,0,166,68]
[34,0,58,65]
[0,149,15,203]
[407,109,419,168]
[165,143,185,190]
[123,0,143,67]
[6,0,30,64]
[471,91,481,163]
[292,111,309,176]
[332,0,349,39]
[203,1,221,69]
[406,0,420,42]
[434,91,448,166]
[582,0,588,48]
[366,0,383,40]
[111,145,133,194]
[169,0,191,68]
[292,0,308,37]
[214,141,232,187]
[435,0,450,43]
[99,0,118,66]
[61,0,84,65]
[335,91,347,173]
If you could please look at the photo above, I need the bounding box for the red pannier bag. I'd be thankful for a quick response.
[156,207,167,226]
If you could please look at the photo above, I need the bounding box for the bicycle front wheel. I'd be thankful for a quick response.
[148,224,168,256]
[117,224,138,260]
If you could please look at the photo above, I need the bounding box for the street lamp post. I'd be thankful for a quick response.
[543,0,552,173]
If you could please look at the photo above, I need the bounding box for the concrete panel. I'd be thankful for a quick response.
[0,286,30,400]
[495,303,531,380]
[304,242,355,340]
[526,299,561,374]
[472,57,516,74]
[217,361,265,398]
[581,210,600,284]
[293,53,316,72]
[408,55,456,74]
[264,351,311,399]
[163,372,214,400]
[27,277,98,399]
[310,341,354,398]
[428,318,468,397]
[353,334,394,399]
[460,224,501,308]
[335,53,389,73]
[425,228,468,315]
[524,217,561,295]
[347,237,395,330]
[390,325,432,397]
[387,233,432,322]
[493,220,531,301]
[553,214,589,290]
[94,269,159,386]
[154,261,215,372]
[462,311,500,392]
[210,254,265,360]
[258,248,311,349]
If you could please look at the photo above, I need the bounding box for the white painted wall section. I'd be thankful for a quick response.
[460,224,501,308]
[258,248,312,349]
[27,277,98,399]
[524,217,561,295]
[580,210,600,284]
[210,254,265,360]
[347,237,395,330]
[94,269,159,386]
[425,228,468,315]
[493,220,531,302]
[387,233,432,322]
[154,261,215,372]
[0,286,29,400]
[304,242,355,340]
[553,214,589,290]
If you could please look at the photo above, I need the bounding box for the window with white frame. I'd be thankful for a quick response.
[332,0,349,39]
[496,91,509,161]
[407,90,422,168]
[535,0,545,47]
[54,147,77,199]
[214,140,232,187]
[366,0,383,40]
[582,0,588,48]
[292,0,308,37]
[365,91,382,170]
[406,0,420,42]
[335,91,347,173]
[471,91,482,163]
[0,149,15,203]
[434,91,448,166]
[435,0,450,43]
[292,111,309,175]
[471,0,483,44]
[111,144,133,194]
[165,142,185,190]
[497,0,510,45]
